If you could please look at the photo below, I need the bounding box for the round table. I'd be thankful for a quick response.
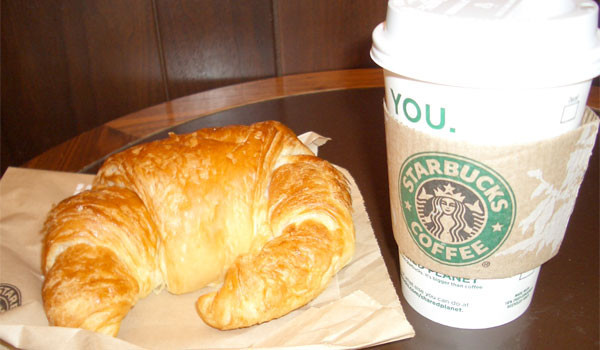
[24,69,600,349]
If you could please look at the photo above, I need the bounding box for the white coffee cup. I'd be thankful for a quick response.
[372,0,600,145]
[380,75,592,144]
[400,255,540,329]
[371,0,600,328]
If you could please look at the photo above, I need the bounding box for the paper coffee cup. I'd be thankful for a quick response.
[380,74,592,144]
[371,0,600,328]
[400,255,540,329]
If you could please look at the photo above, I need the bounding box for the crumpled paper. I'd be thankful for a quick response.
[0,132,414,349]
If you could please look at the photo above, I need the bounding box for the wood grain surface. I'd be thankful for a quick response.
[15,66,600,174]
[2,0,389,175]
[23,68,384,172]
[155,0,276,99]
[273,0,387,75]
[1,0,166,174]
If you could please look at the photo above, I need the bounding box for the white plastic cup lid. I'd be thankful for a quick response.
[371,0,600,88]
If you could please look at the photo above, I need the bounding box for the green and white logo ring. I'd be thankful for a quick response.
[399,152,516,266]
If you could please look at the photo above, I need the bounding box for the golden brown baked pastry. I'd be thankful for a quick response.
[41,121,355,335]
[42,186,162,336]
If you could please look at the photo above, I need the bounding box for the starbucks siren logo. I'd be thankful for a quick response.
[0,283,21,312]
[399,152,516,266]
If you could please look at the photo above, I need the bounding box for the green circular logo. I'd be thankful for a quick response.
[399,152,516,266]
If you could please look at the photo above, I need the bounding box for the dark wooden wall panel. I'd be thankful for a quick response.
[274,0,387,75]
[156,0,276,99]
[1,0,387,175]
[2,0,79,170]
[1,0,166,171]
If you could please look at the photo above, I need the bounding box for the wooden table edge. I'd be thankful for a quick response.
[22,68,384,173]
[21,68,600,173]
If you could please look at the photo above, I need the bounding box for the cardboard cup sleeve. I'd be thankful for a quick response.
[384,105,599,279]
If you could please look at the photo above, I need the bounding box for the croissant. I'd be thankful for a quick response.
[41,120,355,335]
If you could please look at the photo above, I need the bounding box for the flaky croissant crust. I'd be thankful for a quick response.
[41,120,355,335]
